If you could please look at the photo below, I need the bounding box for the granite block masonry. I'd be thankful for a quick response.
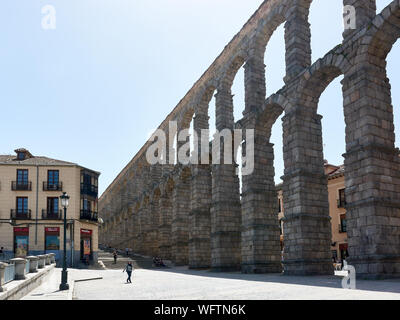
[99,0,400,279]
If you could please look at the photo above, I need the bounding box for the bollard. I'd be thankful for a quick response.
[10,258,27,280]
[45,254,51,265]
[26,256,39,273]
[49,253,56,264]
[0,262,7,292]
[37,255,46,269]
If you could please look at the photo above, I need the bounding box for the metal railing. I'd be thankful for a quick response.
[10,209,32,220]
[11,181,32,191]
[43,181,63,191]
[80,210,98,222]
[80,183,98,197]
[42,209,62,220]
[4,264,15,284]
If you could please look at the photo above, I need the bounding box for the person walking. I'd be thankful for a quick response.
[0,247,4,261]
[113,250,118,264]
[123,261,134,283]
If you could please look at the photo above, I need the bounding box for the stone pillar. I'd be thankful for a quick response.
[172,172,190,265]
[240,120,282,273]
[343,58,400,279]
[10,258,27,280]
[137,206,145,255]
[37,255,46,269]
[0,263,7,292]
[281,109,333,275]
[149,196,160,257]
[244,57,266,113]
[189,112,212,269]
[26,256,39,273]
[45,254,51,265]
[284,2,311,82]
[211,88,241,271]
[49,253,56,264]
[159,191,173,260]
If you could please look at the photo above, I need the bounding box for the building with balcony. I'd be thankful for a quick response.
[0,148,100,267]
[277,161,348,264]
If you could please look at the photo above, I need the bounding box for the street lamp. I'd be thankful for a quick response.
[59,192,70,291]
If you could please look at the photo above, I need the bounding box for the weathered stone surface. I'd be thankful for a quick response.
[99,0,400,278]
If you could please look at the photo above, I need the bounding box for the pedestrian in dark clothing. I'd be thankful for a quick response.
[123,262,134,283]
[113,250,118,264]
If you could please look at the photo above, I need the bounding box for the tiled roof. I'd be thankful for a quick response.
[0,155,78,167]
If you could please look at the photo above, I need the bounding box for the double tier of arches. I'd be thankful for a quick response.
[99,0,400,278]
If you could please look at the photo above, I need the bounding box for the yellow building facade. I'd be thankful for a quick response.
[278,162,348,263]
[0,148,100,267]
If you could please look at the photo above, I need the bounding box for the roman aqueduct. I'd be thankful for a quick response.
[99,0,400,279]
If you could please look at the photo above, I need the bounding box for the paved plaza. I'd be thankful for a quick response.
[22,266,400,300]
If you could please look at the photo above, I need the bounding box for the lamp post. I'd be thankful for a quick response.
[59,192,70,291]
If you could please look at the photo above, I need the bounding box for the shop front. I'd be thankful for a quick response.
[80,228,92,261]
[14,227,29,258]
[45,227,61,260]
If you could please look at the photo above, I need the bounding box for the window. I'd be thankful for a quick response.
[338,188,346,208]
[278,198,282,213]
[340,214,347,233]
[17,152,26,160]
[48,170,59,185]
[16,197,28,214]
[47,197,59,214]
[17,169,28,185]
[82,198,91,212]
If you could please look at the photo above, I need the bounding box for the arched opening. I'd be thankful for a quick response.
[209,93,217,142]
[264,23,286,96]
[231,63,245,193]
[319,76,345,165]
[376,0,394,12]
[232,66,245,123]
[387,40,400,149]
[309,1,343,63]
[270,114,284,186]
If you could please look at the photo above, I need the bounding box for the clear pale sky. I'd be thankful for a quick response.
[0,0,398,195]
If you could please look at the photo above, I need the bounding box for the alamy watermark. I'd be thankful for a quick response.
[344,5,356,30]
[341,260,357,289]
[146,121,255,176]
[41,5,56,30]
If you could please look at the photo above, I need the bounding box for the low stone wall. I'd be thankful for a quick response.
[0,263,55,300]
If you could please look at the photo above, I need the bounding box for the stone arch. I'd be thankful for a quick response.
[295,51,350,114]
[256,93,288,137]
[250,0,290,60]
[365,1,400,61]
[219,54,247,92]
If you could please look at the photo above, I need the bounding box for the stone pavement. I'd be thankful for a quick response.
[21,267,103,300]
[70,267,400,300]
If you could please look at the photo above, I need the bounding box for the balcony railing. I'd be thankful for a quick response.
[80,210,98,222]
[11,181,32,191]
[42,209,62,220]
[10,209,32,220]
[43,181,63,191]
[80,183,98,198]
